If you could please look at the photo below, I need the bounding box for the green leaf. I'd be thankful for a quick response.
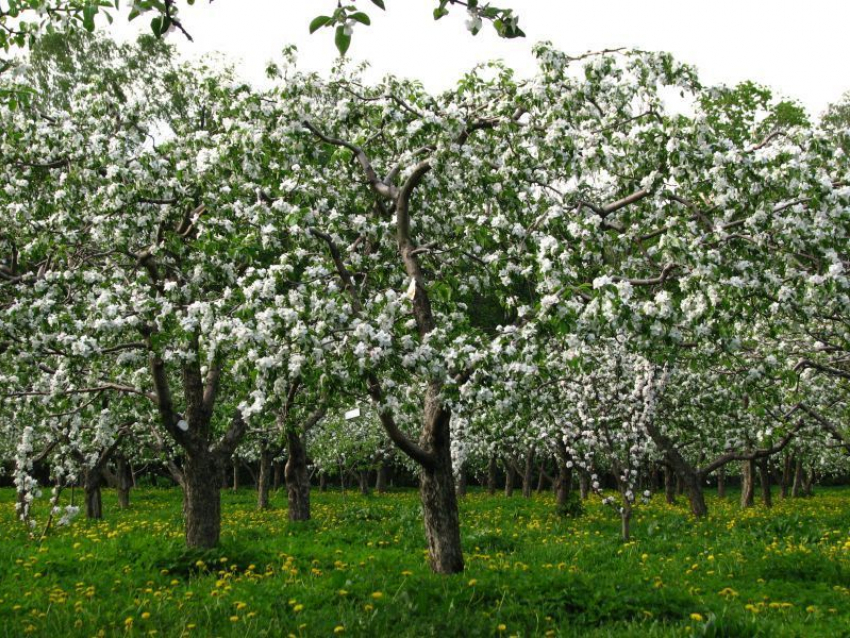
[433,7,449,20]
[82,4,97,32]
[370,0,386,9]
[309,15,332,34]
[335,25,351,56]
[349,12,371,26]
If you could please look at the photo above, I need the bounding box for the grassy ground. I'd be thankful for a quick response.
[0,486,849,637]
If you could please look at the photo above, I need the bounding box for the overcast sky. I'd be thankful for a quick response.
[111,1,849,117]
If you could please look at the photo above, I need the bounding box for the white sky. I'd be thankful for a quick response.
[110,0,850,117]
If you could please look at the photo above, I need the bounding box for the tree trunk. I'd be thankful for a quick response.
[803,466,815,496]
[676,474,684,495]
[521,450,535,498]
[504,461,516,497]
[486,456,497,495]
[536,462,548,494]
[83,469,103,520]
[716,466,726,499]
[319,472,327,492]
[285,430,310,521]
[183,452,222,548]
[231,463,239,492]
[555,462,573,511]
[579,470,590,500]
[792,457,804,497]
[758,458,772,508]
[116,456,131,509]
[419,405,464,574]
[683,472,708,518]
[257,450,272,510]
[376,463,388,493]
[358,470,370,496]
[664,467,676,504]
[780,454,793,499]
[740,459,755,508]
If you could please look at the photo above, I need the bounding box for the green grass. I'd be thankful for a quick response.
[1,486,849,637]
